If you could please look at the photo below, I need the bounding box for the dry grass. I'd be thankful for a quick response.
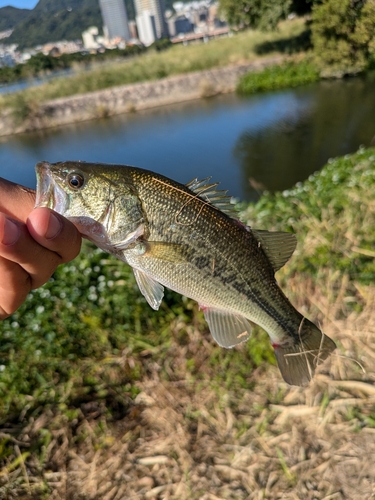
[2,274,375,499]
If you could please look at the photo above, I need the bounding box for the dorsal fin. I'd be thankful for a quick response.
[186,177,238,219]
[252,229,297,272]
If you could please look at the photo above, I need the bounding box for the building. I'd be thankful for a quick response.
[135,0,168,46]
[82,26,101,50]
[99,0,131,41]
[167,14,193,37]
[136,11,157,46]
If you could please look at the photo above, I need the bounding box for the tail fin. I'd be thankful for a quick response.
[274,319,336,386]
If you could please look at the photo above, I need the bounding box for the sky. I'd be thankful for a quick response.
[0,0,38,8]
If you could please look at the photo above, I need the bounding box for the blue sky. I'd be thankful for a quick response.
[0,0,38,8]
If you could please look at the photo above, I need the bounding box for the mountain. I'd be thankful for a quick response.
[0,0,136,50]
[0,6,30,32]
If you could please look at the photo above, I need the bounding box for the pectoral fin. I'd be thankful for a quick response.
[202,307,252,348]
[133,269,164,310]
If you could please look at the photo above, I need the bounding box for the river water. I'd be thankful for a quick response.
[1,73,375,202]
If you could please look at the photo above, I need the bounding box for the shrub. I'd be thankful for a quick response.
[236,60,319,94]
[311,0,375,74]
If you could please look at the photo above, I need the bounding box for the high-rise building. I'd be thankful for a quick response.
[135,0,168,45]
[99,0,131,41]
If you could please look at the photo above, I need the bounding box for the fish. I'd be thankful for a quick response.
[35,160,336,386]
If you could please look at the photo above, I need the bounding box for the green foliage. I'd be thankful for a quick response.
[6,4,102,50]
[219,0,292,30]
[236,59,319,94]
[311,0,375,74]
[0,244,186,422]
[242,147,375,284]
[0,6,30,31]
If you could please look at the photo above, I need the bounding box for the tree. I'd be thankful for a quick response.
[311,0,375,72]
[218,0,292,31]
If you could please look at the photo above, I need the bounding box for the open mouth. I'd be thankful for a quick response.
[35,161,69,214]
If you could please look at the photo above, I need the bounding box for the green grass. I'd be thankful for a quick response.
[0,242,271,425]
[241,146,375,285]
[236,59,320,94]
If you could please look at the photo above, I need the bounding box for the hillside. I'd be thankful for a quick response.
[0,0,136,49]
[5,0,102,49]
[0,5,30,31]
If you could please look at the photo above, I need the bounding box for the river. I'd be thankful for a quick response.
[1,73,375,202]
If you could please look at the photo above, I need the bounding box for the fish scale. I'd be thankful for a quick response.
[35,160,336,386]
[130,171,285,324]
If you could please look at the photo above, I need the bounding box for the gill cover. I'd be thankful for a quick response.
[35,161,148,250]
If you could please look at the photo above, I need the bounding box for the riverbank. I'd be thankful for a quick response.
[0,18,308,137]
[1,147,375,498]
[0,55,286,137]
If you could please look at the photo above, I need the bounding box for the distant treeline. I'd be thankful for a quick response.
[0,45,148,86]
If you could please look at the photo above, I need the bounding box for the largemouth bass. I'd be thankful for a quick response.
[35,161,336,386]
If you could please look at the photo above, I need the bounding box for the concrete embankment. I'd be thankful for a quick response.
[0,56,284,137]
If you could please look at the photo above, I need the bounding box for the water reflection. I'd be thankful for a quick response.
[235,75,375,200]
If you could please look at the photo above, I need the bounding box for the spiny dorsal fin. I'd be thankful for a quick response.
[186,177,238,219]
[252,229,297,272]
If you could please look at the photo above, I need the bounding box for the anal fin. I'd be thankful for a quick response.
[133,269,164,310]
[202,307,252,348]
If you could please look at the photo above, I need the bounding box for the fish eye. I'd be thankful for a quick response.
[67,172,85,190]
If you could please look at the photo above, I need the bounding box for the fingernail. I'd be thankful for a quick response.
[45,212,62,240]
[2,218,20,246]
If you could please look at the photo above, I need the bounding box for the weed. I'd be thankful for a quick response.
[236,59,320,95]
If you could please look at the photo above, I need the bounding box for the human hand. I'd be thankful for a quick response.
[0,178,81,319]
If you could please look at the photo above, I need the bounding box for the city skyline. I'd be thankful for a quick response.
[135,0,168,46]
[99,0,131,40]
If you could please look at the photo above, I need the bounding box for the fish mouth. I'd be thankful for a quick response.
[35,161,68,214]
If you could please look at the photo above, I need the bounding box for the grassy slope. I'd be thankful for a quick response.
[0,18,307,113]
[1,148,375,498]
